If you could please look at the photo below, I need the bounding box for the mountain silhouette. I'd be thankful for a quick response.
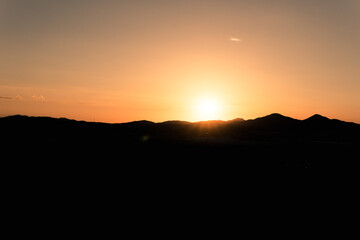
[305,113,330,122]
[2,113,359,190]
[2,113,359,232]
[1,113,359,142]
[241,113,300,130]
[2,113,359,155]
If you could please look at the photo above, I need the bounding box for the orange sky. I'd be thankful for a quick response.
[1,0,359,123]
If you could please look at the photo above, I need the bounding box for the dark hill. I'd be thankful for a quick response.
[305,114,329,122]
[2,113,359,232]
[1,113,359,143]
[242,113,300,130]
[2,114,359,191]
[2,113,359,151]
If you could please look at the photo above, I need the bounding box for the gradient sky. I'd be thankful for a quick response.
[1,0,359,123]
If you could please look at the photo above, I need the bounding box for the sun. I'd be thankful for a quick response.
[196,98,220,121]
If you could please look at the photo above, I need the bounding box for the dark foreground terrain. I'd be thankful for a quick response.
[1,113,359,236]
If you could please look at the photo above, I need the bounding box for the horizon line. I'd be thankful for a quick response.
[2,113,359,125]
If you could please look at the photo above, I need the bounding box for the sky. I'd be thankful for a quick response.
[0,0,359,123]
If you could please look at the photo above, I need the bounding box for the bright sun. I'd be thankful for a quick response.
[196,98,220,120]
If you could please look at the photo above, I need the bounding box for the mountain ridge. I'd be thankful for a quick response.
[1,113,359,144]
[2,113,358,125]
[1,113,359,171]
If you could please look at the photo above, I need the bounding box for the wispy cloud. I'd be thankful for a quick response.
[229,37,242,42]
[0,96,13,100]
[0,95,23,100]
[32,95,46,102]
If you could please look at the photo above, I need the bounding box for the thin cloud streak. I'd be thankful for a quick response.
[0,95,23,100]
[229,37,242,42]
[0,96,13,100]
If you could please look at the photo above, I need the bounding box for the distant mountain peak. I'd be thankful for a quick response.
[257,113,292,121]
[246,113,299,129]
[305,114,329,121]
[125,120,155,125]
[231,118,245,122]
[268,113,284,117]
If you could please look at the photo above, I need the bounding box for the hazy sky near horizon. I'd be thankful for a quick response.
[1,0,359,122]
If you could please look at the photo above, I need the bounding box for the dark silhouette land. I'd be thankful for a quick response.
[2,113,358,165]
[2,113,359,233]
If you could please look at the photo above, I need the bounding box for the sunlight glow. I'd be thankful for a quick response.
[196,98,220,121]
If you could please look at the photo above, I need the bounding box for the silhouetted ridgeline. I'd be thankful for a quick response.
[1,113,359,145]
[2,113,359,234]
[1,113,359,170]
